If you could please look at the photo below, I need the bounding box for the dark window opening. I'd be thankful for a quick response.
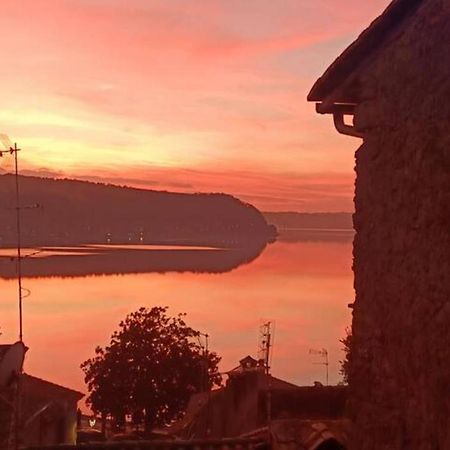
[316,438,346,450]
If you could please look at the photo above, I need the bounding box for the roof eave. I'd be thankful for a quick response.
[308,0,425,102]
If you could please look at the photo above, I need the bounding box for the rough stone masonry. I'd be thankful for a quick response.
[310,0,449,448]
[351,1,450,449]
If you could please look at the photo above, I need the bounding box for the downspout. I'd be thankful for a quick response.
[333,110,363,139]
[315,102,363,139]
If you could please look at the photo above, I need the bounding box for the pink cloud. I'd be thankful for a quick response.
[0,0,391,210]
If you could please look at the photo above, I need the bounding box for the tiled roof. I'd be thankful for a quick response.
[22,373,85,399]
[308,0,425,102]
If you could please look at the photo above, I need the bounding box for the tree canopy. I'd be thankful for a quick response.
[81,306,221,431]
[339,327,352,385]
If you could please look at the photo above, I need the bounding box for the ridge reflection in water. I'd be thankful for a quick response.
[0,230,353,409]
[0,243,267,279]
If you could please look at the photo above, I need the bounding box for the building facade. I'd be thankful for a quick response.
[309,0,450,448]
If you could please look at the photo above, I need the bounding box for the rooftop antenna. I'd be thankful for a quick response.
[258,321,274,374]
[309,348,329,386]
[258,320,275,442]
[0,135,23,342]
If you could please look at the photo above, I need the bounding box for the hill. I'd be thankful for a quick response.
[0,175,275,248]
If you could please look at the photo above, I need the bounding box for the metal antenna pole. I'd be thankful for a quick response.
[0,136,25,450]
[310,348,329,386]
[13,143,23,342]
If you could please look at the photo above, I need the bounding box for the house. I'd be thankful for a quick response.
[167,356,349,450]
[20,374,84,447]
[0,343,84,448]
[308,0,449,448]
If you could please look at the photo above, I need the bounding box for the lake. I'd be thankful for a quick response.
[0,230,354,407]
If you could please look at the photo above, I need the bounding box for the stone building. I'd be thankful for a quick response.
[308,0,449,448]
[167,356,349,449]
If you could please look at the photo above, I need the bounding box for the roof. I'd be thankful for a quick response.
[308,0,425,102]
[264,375,299,390]
[22,373,84,400]
[165,389,223,435]
[239,355,258,366]
[0,344,12,360]
[269,386,348,421]
[272,419,350,450]
[244,419,350,450]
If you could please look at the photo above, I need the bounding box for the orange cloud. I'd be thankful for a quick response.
[0,0,391,211]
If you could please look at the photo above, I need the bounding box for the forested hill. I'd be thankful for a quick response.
[0,175,275,248]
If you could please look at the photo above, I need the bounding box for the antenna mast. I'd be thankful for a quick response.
[14,143,23,343]
[309,348,329,386]
[258,321,273,375]
[0,136,23,342]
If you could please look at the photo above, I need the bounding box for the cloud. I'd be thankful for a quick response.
[0,0,389,211]
[18,162,354,212]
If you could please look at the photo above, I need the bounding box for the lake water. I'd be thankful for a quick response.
[0,231,354,407]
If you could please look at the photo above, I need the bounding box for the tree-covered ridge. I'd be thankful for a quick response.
[0,174,275,248]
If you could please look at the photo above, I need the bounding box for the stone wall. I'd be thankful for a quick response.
[350,0,450,448]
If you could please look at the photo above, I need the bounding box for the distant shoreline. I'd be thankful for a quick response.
[272,227,354,232]
[263,212,353,231]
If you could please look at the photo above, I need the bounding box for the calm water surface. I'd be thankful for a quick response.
[0,232,353,406]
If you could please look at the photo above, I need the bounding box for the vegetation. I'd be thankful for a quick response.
[0,174,275,248]
[339,327,352,384]
[81,307,221,431]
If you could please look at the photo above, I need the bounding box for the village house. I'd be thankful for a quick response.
[308,0,449,448]
[0,343,84,448]
[20,374,84,447]
[167,356,349,450]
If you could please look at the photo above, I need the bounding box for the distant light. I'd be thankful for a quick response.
[89,418,96,428]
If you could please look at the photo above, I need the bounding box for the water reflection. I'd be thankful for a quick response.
[0,232,353,409]
[0,243,267,279]
[277,229,354,243]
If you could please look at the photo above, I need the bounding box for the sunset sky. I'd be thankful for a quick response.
[0,0,391,211]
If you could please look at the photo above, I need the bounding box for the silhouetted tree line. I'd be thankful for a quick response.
[0,175,276,248]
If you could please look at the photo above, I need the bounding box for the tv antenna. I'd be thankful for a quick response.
[0,135,25,342]
[258,321,275,437]
[258,321,274,375]
[309,348,329,386]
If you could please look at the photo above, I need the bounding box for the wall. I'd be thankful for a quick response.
[183,372,262,438]
[350,0,450,448]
